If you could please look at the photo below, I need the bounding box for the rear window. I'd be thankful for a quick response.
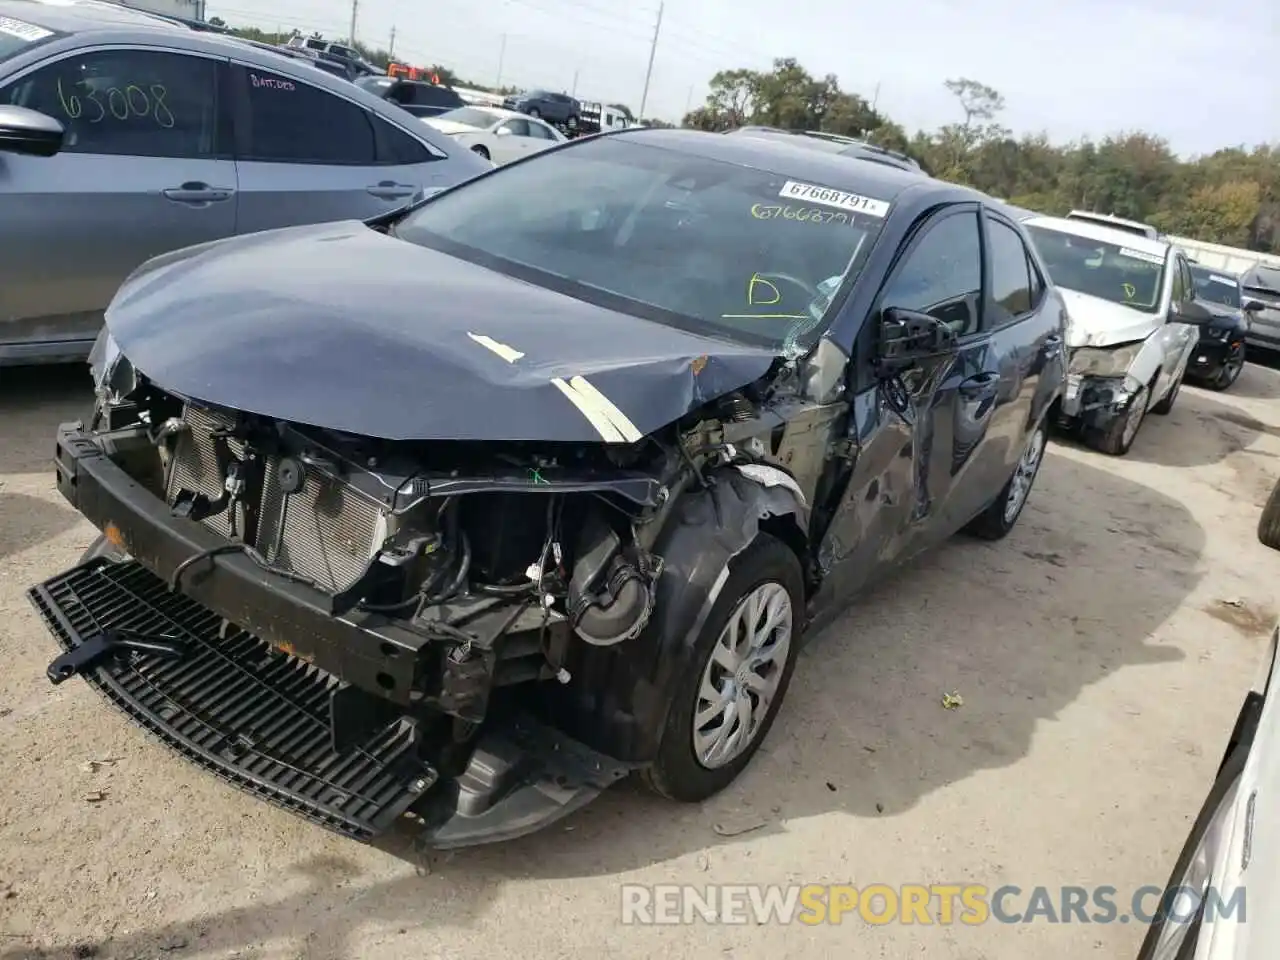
[1243,264,1280,295]
[394,136,891,352]
[0,15,57,63]
[404,84,462,108]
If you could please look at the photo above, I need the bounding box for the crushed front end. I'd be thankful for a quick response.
[1054,340,1148,433]
[29,332,815,848]
[29,361,695,847]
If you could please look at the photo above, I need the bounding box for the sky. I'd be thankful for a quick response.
[207,0,1279,157]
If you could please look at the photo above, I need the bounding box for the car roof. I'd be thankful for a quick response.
[0,0,187,32]
[612,128,974,205]
[1023,214,1170,257]
[1067,209,1156,232]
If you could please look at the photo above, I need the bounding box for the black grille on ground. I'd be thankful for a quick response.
[27,559,435,841]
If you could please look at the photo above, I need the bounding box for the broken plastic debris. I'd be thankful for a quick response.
[712,817,768,838]
[1222,598,1245,608]
[82,790,107,803]
[942,692,964,709]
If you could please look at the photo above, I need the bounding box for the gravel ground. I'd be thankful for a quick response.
[2,362,1279,960]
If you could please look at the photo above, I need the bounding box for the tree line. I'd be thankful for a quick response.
[682,59,1278,253]
[212,21,1276,253]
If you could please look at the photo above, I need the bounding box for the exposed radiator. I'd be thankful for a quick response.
[164,405,384,593]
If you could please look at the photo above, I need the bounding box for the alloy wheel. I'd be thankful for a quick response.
[692,581,794,769]
[1003,427,1046,523]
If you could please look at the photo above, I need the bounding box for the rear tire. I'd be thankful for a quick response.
[965,423,1047,541]
[641,534,803,803]
[1259,476,1280,551]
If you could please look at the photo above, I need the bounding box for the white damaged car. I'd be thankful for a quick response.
[1023,216,1209,456]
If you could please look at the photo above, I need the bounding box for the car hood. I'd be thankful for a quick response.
[104,222,779,443]
[1058,288,1162,348]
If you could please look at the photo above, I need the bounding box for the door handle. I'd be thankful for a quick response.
[958,372,1000,399]
[366,181,417,200]
[162,182,233,204]
[1044,332,1063,347]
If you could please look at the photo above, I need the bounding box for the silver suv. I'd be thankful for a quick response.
[1240,262,1280,353]
[0,0,490,366]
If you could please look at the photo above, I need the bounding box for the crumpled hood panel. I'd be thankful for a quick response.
[105,221,779,443]
[1059,288,1162,348]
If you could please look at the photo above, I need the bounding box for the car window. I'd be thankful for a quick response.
[986,218,1034,323]
[526,121,557,141]
[500,118,531,137]
[242,67,374,164]
[3,49,225,159]
[371,114,435,164]
[881,211,983,336]
[410,85,462,108]
[394,135,888,352]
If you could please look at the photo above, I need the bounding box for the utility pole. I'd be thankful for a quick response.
[637,0,663,121]
[389,25,396,57]
[871,81,881,112]
[348,0,358,45]
[571,67,579,97]
[684,85,693,114]
[496,33,507,87]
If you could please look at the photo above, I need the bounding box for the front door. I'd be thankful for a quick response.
[0,46,235,349]
[817,204,989,600]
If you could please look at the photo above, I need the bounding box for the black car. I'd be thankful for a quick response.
[501,88,580,125]
[31,129,1065,849]
[354,76,466,118]
[1186,264,1257,391]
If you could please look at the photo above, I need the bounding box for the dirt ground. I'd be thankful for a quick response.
[2,362,1280,960]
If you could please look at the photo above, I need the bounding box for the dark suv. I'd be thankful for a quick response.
[355,76,465,118]
[502,89,581,125]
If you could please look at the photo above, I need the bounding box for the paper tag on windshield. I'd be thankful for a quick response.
[1209,274,1235,285]
[1119,247,1164,265]
[779,180,890,218]
[0,16,52,41]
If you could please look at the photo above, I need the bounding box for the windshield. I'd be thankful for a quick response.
[393,137,887,350]
[1244,264,1280,295]
[1025,224,1166,313]
[1189,266,1241,308]
[433,106,502,128]
[0,15,56,63]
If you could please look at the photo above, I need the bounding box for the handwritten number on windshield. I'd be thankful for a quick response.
[1122,282,1136,300]
[748,273,782,306]
[56,77,174,128]
[751,203,849,224]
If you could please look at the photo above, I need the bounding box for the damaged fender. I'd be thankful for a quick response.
[552,466,809,763]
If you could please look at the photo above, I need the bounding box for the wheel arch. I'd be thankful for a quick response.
[547,467,810,764]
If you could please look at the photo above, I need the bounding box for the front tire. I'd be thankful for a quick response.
[1091,384,1148,456]
[641,534,803,802]
[1206,349,1246,392]
[471,144,490,160]
[1149,370,1182,415]
[965,423,1047,540]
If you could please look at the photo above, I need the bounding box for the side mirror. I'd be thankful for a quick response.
[495,127,512,136]
[875,307,957,376]
[1243,299,1265,314]
[0,105,64,158]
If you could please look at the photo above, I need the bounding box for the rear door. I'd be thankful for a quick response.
[0,45,235,352]
[1242,264,1280,350]
[230,63,449,233]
